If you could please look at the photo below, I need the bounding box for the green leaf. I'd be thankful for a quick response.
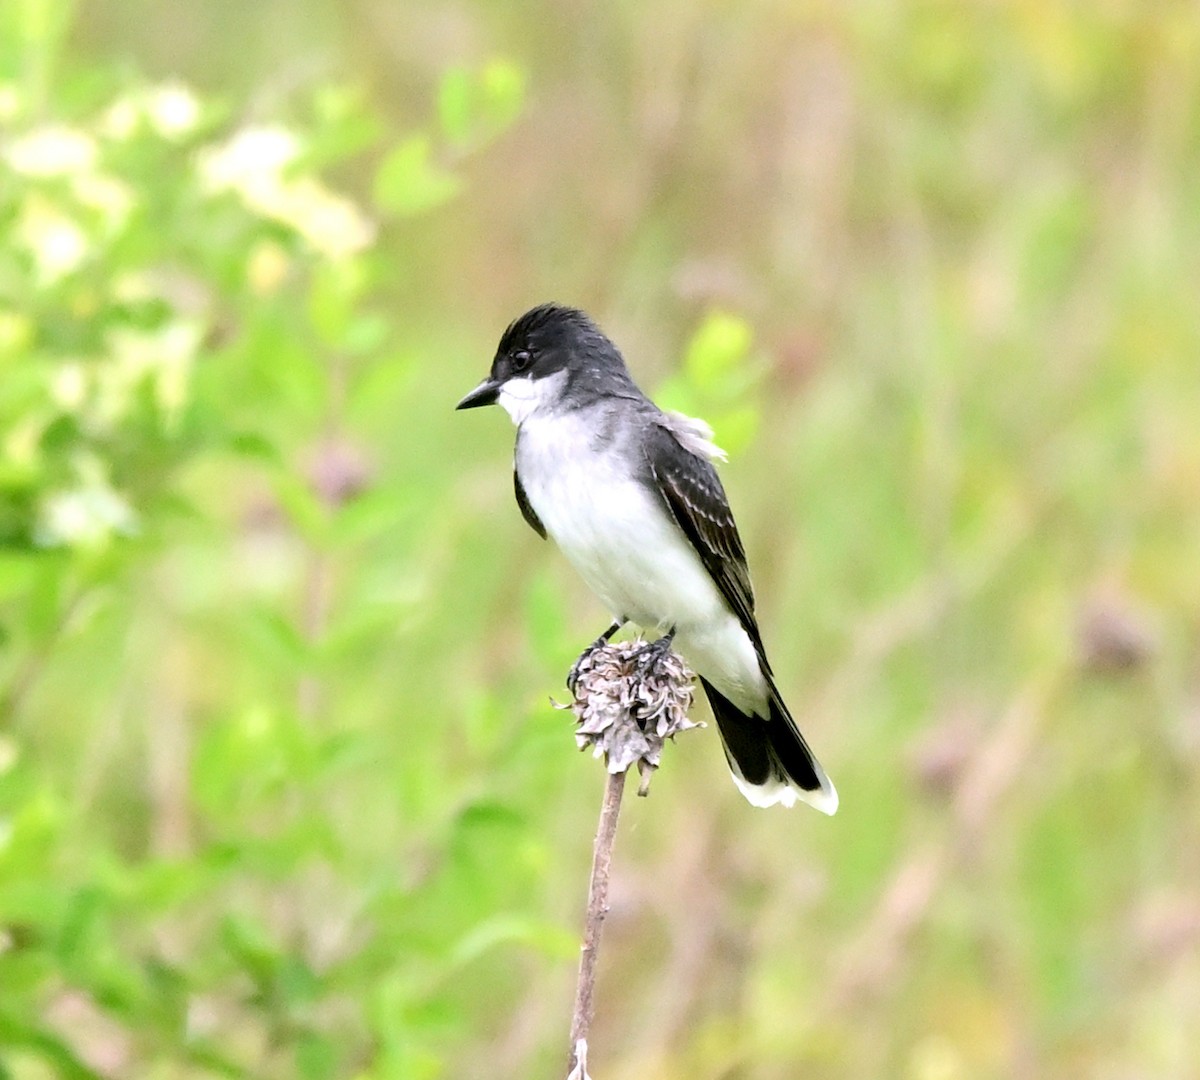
[220,914,281,988]
[237,606,312,672]
[684,310,753,391]
[437,60,525,149]
[296,1031,339,1080]
[0,1016,106,1080]
[652,372,697,418]
[343,313,390,356]
[0,787,64,881]
[56,885,107,977]
[437,68,473,146]
[708,404,758,456]
[448,914,575,967]
[373,135,462,217]
[226,431,281,462]
[276,952,321,1006]
[480,60,525,132]
[309,259,370,346]
[306,83,383,167]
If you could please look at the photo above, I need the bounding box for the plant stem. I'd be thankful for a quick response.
[566,767,627,1077]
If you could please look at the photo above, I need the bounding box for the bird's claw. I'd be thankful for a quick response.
[567,637,608,696]
[567,627,675,699]
[629,629,677,695]
[568,622,625,695]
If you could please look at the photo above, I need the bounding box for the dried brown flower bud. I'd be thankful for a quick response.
[559,639,701,795]
[1075,586,1156,674]
[306,437,373,508]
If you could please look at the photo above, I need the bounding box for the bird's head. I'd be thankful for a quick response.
[456,303,633,423]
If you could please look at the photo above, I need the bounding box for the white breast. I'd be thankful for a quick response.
[515,406,767,712]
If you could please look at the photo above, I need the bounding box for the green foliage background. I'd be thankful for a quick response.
[2,1,1199,1077]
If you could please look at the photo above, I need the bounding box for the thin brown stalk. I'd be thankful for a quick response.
[566,768,628,1078]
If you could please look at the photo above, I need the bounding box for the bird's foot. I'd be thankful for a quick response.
[567,622,622,696]
[629,628,678,712]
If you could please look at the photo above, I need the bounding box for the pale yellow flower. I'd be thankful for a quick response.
[271,177,376,260]
[0,84,19,123]
[99,96,140,141]
[246,240,291,295]
[71,172,136,233]
[4,125,98,177]
[38,464,138,548]
[111,271,154,303]
[3,416,43,468]
[51,361,90,411]
[196,126,301,194]
[0,310,33,356]
[102,321,203,429]
[70,289,102,318]
[145,81,201,138]
[197,125,374,260]
[97,82,202,141]
[14,195,90,284]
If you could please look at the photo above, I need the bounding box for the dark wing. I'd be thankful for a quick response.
[513,468,546,539]
[643,421,767,665]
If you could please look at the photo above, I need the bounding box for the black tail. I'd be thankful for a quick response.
[700,676,837,814]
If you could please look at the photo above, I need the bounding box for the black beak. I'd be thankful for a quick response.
[456,378,501,410]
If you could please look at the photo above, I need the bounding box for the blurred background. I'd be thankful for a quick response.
[2,1,1199,1077]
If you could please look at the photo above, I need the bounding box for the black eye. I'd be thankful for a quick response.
[511,350,532,373]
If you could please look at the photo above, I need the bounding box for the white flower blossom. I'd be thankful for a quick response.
[102,321,203,428]
[37,460,138,549]
[4,125,98,176]
[246,240,291,294]
[111,271,153,303]
[51,362,90,411]
[145,82,201,138]
[269,177,376,260]
[71,172,136,233]
[196,126,302,193]
[99,96,140,141]
[96,82,201,141]
[197,126,374,260]
[14,196,90,284]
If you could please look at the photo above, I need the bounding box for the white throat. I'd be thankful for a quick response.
[498,370,568,425]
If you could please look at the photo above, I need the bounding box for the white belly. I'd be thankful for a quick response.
[516,412,768,713]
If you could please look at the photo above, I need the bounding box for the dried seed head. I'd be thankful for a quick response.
[307,437,373,508]
[558,639,701,795]
[1076,591,1156,674]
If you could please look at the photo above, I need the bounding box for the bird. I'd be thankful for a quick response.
[456,303,837,814]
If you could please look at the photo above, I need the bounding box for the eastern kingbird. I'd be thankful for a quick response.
[457,304,837,814]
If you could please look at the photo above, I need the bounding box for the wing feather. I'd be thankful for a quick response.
[513,467,546,539]
[644,418,767,665]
